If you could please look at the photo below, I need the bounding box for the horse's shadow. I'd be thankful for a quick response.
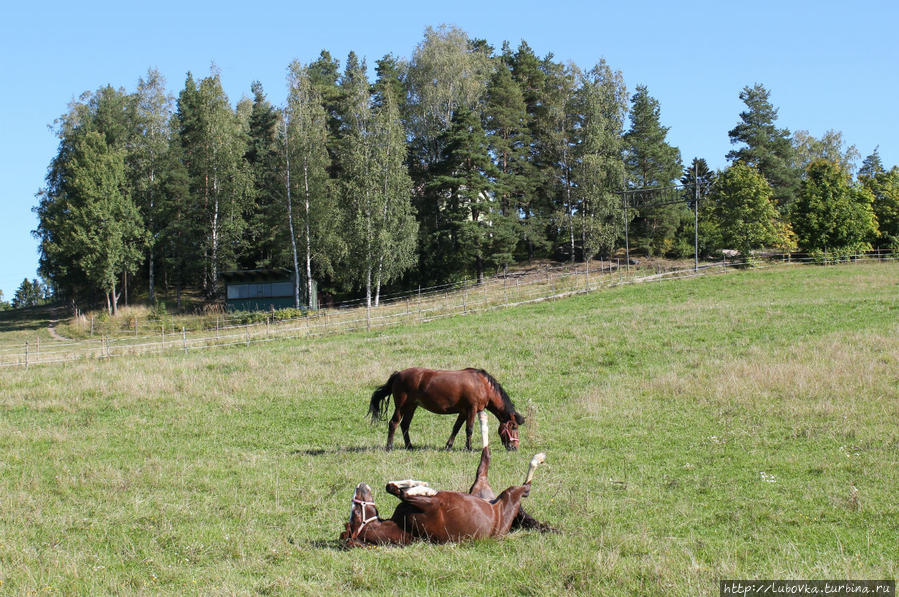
[291,444,456,456]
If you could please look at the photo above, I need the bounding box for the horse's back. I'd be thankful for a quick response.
[394,368,487,414]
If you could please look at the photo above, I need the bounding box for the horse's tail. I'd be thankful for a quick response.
[368,371,398,423]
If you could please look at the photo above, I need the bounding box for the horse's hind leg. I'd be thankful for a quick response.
[385,399,403,451]
[399,405,416,450]
[445,413,465,450]
[464,409,476,451]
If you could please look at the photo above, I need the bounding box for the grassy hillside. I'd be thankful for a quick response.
[1,263,896,595]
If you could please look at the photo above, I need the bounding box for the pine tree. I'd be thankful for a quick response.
[483,60,533,263]
[427,107,508,283]
[727,84,799,212]
[307,50,342,174]
[507,41,553,259]
[35,84,147,310]
[858,148,884,182]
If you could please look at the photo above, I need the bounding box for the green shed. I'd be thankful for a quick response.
[221,268,318,312]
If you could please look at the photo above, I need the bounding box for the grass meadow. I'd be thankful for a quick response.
[1,262,897,595]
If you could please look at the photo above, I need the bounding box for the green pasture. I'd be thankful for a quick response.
[1,263,897,595]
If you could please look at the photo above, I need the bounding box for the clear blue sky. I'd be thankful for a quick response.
[2,0,897,301]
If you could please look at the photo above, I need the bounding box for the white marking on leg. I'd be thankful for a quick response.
[405,485,438,497]
[479,410,489,448]
[524,452,546,484]
[388,479,429,488]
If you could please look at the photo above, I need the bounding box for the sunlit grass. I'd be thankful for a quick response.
[0,262,896,595]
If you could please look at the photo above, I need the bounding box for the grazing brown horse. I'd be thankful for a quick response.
[339,445,547,546]
[368,367,525,451]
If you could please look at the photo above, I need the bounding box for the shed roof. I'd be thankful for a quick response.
[220,267,293,282]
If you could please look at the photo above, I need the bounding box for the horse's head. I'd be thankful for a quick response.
[340,483,380,546]
[498,412,524,451]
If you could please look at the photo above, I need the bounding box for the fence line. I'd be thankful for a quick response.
[1,252,895,369]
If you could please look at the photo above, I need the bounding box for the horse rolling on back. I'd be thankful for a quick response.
[340,443,547,546]
[368,367,526,451]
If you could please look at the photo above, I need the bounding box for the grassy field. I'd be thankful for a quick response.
[1,262,896,595]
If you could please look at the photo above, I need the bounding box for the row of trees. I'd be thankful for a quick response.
[0,279,52,311]
[32,26,899,314]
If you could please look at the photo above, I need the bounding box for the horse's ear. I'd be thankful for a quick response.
[515,412,525,425]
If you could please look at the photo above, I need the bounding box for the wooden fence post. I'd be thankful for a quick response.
[24,341,28,369]
[182,327,187,353]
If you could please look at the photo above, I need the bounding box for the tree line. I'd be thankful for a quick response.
[32,25,899,315]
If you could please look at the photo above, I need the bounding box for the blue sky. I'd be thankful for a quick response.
[1,0,897,300]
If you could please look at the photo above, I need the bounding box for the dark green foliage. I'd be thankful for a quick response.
[483,61,538,261]
[425,107,512,283]
[243,81,285,268]
[34,86,147,313]
[11,278,51,308]
[675,158,719,257]
[174,70,253,299]
[623,85,684,256]
[727,84,799,212]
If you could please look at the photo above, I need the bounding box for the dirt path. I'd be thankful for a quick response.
[47,319,68,341]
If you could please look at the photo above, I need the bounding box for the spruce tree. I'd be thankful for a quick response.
[175,70,253,298]
[623,85,683,256]
[244,81,284,268]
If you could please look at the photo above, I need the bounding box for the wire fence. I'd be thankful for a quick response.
[2,250,895,369]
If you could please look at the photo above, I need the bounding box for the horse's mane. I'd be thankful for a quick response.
[472,369,518,418]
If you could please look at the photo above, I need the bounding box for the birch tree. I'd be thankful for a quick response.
[285,61,341,308]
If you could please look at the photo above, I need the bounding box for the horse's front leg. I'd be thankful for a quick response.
[446,413,465,450]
